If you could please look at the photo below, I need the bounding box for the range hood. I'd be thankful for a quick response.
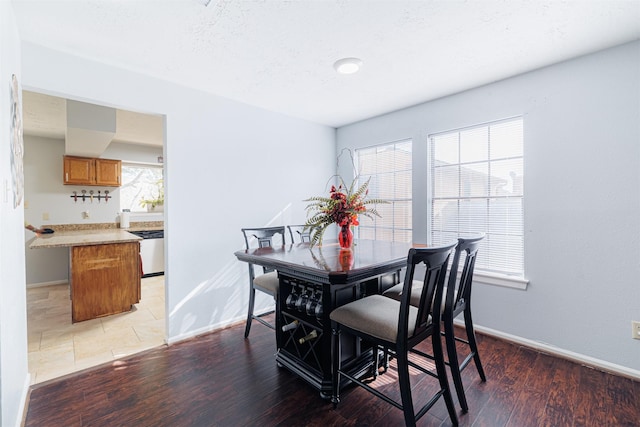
[65,100,116,157]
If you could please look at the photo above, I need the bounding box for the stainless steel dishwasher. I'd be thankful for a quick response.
[129,230,164,277]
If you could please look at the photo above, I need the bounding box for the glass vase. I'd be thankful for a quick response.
[338,224,353,249]
[338,249,354,271]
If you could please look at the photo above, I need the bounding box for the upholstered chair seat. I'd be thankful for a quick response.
[383,281,455,311]
[252,271,279,294]
[330,295,425,342]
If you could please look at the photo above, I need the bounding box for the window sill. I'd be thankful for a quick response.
[474,271,529,290]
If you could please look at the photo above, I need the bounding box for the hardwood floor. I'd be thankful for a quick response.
[24,315,640,427]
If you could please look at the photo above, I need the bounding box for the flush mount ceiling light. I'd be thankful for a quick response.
[333,57,363,75]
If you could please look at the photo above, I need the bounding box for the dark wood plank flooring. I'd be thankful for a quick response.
[25,315,640,426]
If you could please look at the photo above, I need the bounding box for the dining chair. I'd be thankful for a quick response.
[382,234,486,413]
[241,226,285,338]
[330,243,459,427]
[287,225,312,243]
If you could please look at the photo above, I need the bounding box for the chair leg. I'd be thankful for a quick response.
[445,316,468,413]
[244,286,256,338]
[373,346,380,379]
[396,350,416,427]
[372,345,391,377]
[331,326,341,408]
[464,308,486,381]
[433,328,459,426]
[379,348,390,373]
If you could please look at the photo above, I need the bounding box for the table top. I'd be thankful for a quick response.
[234,239,412,285]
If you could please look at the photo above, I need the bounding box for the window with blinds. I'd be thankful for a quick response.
[355,140,412,243]
[429,117,524,277]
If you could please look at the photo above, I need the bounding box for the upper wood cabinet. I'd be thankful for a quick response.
[95,158,121,186]
[63,156,122,186]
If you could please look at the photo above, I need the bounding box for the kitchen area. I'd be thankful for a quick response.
[23,92,166,384]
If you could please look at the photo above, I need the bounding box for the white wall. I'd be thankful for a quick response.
[0,3,30,426]
[24,136,123,227]
[21,42,336,345]
[337,41,640,374]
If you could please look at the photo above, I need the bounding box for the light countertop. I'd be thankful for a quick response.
[29,229,142,249]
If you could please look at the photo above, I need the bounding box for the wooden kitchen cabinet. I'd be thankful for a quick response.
[63,155,121,186]
[63,156,94,185]
[95,158,121,186]
[70,241,141,322]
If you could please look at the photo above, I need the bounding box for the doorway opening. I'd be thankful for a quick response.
[22,90,168,384]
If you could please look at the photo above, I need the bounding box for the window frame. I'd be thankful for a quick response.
[428,117,528,289]
[119,161,164,214]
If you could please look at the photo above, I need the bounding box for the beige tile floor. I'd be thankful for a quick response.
[27,276,166,384]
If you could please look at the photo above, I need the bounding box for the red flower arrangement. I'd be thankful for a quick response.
[304,177,387,247]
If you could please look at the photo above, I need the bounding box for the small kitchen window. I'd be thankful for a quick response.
[120,163,164,213]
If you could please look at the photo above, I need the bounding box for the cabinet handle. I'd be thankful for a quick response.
[65,172,68,182]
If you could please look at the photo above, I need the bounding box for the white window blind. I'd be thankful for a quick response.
[429,117,524,277]
[355,140,412,243]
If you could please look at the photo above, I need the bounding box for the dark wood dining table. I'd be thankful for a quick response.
[234,239,412,398]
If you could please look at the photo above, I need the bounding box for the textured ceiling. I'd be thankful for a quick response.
[11,0,640,129]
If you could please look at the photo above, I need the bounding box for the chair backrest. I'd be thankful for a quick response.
[287,225,311,244]
[399,242,456,345]
[241,226,285,249]
[445,234,484,318]
[241,226,286,273]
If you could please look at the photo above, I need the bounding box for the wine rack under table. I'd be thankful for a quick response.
[275,270,400,398]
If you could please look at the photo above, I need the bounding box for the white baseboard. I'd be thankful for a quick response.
[166,319,236,345]
[462,320,640,381]
[26,280,68,289]
[166,307,272,345]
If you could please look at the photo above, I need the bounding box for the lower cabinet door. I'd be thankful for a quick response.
[70,241,141,322]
